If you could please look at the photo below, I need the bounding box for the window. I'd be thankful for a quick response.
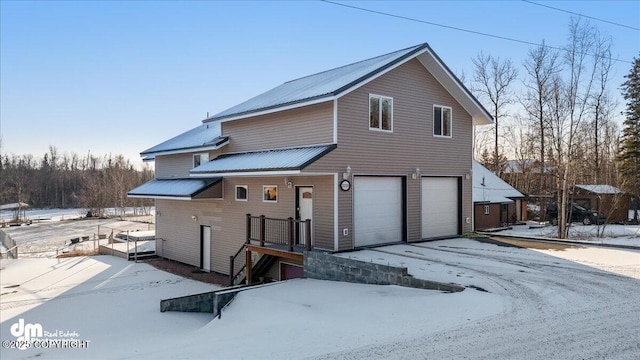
[235,185,248,201]
[484,205,490,215]
[369,94,393,131]
[193,153,209,167]
[433,105,452,137]
[263,185,277,203]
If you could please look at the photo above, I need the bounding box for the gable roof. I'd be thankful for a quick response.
[473,160,524,203]
[575,184,625,195]
[205,43,492,125]
[503,159,554,174]
[140,123,228,156]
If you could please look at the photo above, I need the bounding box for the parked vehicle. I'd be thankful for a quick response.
[546,202,607,225]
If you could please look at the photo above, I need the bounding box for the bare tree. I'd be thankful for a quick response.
[472,52,518,173]
[522,41,560,196]
[551,18,604,238]
[590,33,614,183]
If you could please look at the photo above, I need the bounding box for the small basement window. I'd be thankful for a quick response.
[235,185,248,201]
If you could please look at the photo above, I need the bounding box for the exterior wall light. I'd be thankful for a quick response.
[412,167,420,180]
[343,165,352,180]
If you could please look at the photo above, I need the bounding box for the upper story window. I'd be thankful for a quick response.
[369,94,393,132]
[433,105,452,137]
[193,153,209,168]
[235,185,248,201]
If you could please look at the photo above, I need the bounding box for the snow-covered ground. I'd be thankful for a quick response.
[492,222,640,248]
[0,207,154,222]
[1,214,154,258]
[1,239,639,359]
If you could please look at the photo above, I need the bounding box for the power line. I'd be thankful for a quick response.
[319,0,633,65]
[522,0,640,31]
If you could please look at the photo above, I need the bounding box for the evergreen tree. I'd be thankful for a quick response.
[618,56,640,222]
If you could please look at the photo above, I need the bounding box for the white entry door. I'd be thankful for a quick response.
[354,176,403,247]
[297,187,313,246]
[201,225,211,272]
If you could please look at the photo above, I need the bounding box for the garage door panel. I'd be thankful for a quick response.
[354,177,403,247]
[422,177,459,238]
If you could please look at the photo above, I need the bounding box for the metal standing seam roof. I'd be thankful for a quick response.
[127,178,222,199]
[140,123,228,156]
[190,144,337,174]
[575,184,625,195]
[473,161,524,204]
[206,44,430,121]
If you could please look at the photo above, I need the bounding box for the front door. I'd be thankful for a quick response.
[201,225,211,272]
[500,204,509,226]
[296,186,313,247]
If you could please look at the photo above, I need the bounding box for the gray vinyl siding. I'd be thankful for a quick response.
[156,175,334,275]
[222,102,334,153]
[155,199,221,268]
[193,182,223,199]
[155,154,194,178]
[306,59,473,249]
[155,149,223,179]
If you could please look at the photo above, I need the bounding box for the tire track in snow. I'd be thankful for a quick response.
[309,243,640,359]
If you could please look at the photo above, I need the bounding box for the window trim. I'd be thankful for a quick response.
[484,204,490,215]
[263,185,278,203]
[235,185,248,201]
[193,152,210,168]
[369,94,393,132]
[433,104,453,138]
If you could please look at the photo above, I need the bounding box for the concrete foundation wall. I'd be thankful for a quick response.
[304,251,464,292]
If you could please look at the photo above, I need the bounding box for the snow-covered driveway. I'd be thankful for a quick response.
[1,239,638,359]
[318,239,640,359]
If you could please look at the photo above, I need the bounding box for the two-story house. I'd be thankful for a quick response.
[128,43,492,283]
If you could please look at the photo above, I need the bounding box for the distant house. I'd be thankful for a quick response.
[128,43,492,283]
[473,161,525,230]
[501,158,554,197]
[573,185,630,223]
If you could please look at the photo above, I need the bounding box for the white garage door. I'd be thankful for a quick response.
[354,176,403,247]
[422,177,459,238]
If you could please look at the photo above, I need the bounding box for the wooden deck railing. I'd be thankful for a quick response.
[246,214,311,252]
[228,214,312,286]
[228,244,247,286]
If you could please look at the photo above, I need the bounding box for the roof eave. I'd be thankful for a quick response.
[191,170,302,177]
[415,48,493,125]
[127,194,194,201]
[203,96,335,124]
[140,138,229,157]
[203,44,433,124]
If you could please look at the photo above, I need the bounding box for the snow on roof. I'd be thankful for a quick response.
[207,44,428,121]
[473,161,524,203]
[0,202,29,211]
[575,184,625,195]
[140,122,227,156]
[205,43,492,125]
[503,159,554,174]
[128,178,222,199]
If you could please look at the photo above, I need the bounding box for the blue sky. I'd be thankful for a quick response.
[1,1,638,168]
